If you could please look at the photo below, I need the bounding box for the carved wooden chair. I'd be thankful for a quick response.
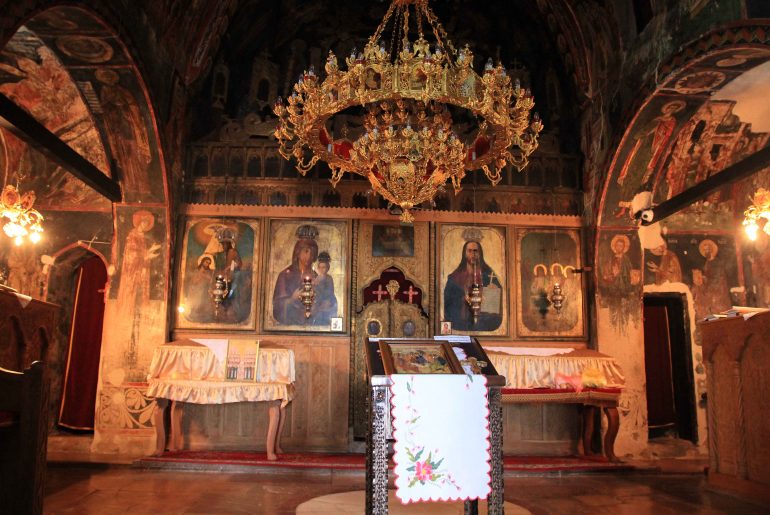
[0,361,49,515]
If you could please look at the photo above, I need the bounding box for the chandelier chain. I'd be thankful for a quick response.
[416,5,424,40]
[420,2,456,58]
[388,8,399,62]
[274,0,543,223]
[369,1,398,48]
[401,6,410,54]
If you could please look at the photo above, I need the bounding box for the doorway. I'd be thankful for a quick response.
[642,294,697,443]
[58,254,107,431]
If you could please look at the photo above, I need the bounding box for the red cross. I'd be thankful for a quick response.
[372,284,388,302]
[403,285,418,304]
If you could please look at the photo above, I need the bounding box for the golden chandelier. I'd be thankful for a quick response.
[743,188,770,241]
[274,0,543,222]
[1,183,43,245]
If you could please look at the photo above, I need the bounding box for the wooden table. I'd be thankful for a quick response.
[489,349,625,462]
[146,342,295,460]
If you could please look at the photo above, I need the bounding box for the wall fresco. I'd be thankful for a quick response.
[597,230,643,334]
[644,233,739,320]
[600,48,770,228]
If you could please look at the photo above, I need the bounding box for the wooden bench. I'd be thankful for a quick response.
[0,361,50,515]
[500,387,622,462]
[489,349,625,462]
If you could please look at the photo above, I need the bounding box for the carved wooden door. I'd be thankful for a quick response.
[351,294,429,438]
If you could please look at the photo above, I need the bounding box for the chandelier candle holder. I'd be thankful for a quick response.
[743,188,770,241]
[274,0,543,223]
[300,275,315,319]
[1,184,44,245]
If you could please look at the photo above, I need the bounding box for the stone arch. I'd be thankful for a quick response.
[1,5,172,454]
[593,29,770,457]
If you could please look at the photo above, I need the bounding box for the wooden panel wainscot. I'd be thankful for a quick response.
[700,312,770,506]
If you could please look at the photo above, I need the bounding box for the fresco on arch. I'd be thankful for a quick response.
[600,47,770,228]
[2,8,168,205]
[600,95,699,226]
[0,27,110,210]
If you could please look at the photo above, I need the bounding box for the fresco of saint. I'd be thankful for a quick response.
[692,239,731,318]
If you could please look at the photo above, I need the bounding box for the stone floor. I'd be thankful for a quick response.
[44,464,768,514]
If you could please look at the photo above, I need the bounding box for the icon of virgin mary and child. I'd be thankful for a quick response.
[272,224,338,326]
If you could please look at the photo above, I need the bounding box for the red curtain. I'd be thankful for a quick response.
[643,303,676,429]
[59,255,107,430]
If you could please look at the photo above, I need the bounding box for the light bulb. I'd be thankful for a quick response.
[745,219,759,241]
[14,236,23,246]
[29,232,41,244]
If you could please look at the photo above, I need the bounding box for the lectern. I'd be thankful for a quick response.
[364,336,506,515]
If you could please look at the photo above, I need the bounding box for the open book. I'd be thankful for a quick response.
[703,306,769,321]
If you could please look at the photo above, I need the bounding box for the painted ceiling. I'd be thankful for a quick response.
[0,6,167,209]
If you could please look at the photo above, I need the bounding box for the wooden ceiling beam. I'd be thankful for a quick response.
[638,144,770,225]
[0,93,122,202]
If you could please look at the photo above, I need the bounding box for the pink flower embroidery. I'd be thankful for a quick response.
[415,460,433,481]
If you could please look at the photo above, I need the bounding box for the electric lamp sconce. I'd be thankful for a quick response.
[743,188,770,241]
[1,183,44,245]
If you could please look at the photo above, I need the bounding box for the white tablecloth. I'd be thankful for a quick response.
[488,349,625,389]
[146,379,294,406]
[391,374,490,504]
[146,343,295,406]
[147,344,295,383]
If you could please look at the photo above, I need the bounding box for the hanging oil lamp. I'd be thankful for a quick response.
[466,282,483,324]
[466,261,484,324]
[300,275,315,318]
[550,282,564,315]
[209,274,230,317]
